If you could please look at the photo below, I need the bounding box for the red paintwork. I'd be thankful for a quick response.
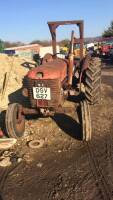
[101,45,112,53]
[27,58,68,81]
[0,130,4,137]
[37,99,48,107]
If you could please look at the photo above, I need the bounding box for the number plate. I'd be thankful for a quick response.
[33,87,51,100]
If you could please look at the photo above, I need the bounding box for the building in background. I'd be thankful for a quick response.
[4,43,60,59]
[4,44,40,59]
[39,45,59,58]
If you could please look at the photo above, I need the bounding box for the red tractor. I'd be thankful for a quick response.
[5,20,101,141]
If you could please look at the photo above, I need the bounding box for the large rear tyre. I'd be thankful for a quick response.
[85,57,101,104]
[80,100,92,141]
[6,103,25,138]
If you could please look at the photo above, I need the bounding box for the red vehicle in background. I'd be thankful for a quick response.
[98,37,113,57]
[100,42,113,57]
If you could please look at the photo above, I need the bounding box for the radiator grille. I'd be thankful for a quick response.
[23,77,61,108]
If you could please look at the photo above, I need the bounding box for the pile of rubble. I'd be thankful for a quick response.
[0,54,33,109]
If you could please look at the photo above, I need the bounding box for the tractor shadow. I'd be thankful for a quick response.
[8,88,30,108]
[0,110,8,137]
[68,93,84,103]
[101,57,113,68]
[52,106,82,141]
[0,194,3,200]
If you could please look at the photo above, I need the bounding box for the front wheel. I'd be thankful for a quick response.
[5,103,25,138]
[80,100,92,141]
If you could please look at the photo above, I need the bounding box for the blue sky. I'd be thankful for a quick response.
[0,0,113,43]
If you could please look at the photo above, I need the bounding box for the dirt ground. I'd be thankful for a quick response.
[0,60,113,200]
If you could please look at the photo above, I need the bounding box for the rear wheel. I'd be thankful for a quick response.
[85,57,101,104]
[6,103,25,138]
[80,100,92,141]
